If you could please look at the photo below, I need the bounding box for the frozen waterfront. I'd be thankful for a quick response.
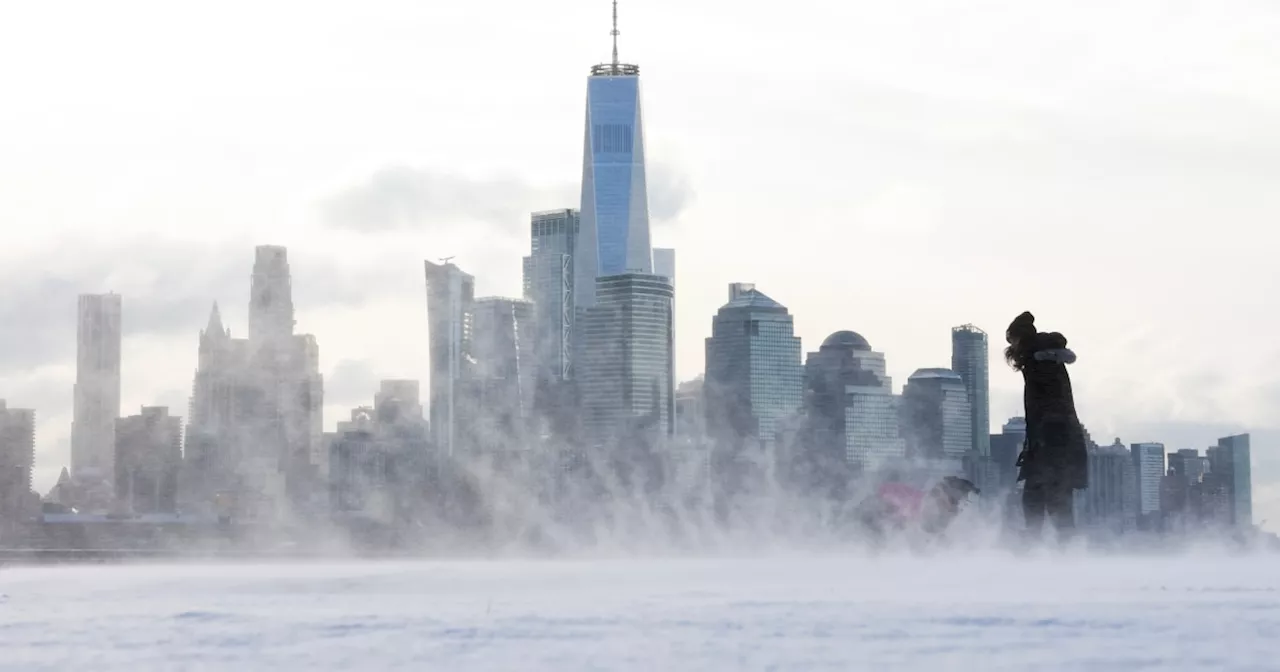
[2,551,1278,671]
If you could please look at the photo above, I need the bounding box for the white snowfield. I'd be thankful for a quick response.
[1,551,1277,671]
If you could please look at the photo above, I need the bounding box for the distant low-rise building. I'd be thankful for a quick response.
[674,377,706,445]
[1077,439,1138,533]
[115,406,183,515]
[988,417,1027,493]
[0,401,37,523]
[329,386,431,529]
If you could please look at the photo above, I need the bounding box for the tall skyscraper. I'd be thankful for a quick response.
[183,247,323,520]
[529,208,580,262]
[950,324,990,458]
[184,302,260,513]
[704,284,802,452]
[1131,442,1166,518]
[425,259,476,456]
[577,273,674,449]
[523,209,579,384]
[249,245,295,344]
[245,246,323,507]
[653,247,676,385]
[471,297,537,451]
[1208,433,1252,528]
[71,292,122,484]
[1167,448,1209,485]
[575,1,654,309]
[900,368,972,463]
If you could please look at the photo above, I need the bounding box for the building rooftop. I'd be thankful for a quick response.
[720,288,786,312]
[908,368,963,381]
[590,63,640,76]
[474,296,534,305]
[821,330,872,351]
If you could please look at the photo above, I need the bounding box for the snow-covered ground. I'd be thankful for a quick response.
[1,551,1277,671]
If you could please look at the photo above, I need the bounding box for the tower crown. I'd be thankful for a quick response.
[591,0,639,76]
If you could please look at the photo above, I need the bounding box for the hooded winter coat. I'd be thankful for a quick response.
[1015,331,1088,489]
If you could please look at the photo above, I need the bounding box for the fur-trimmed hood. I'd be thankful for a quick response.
[1031,332,1076,365]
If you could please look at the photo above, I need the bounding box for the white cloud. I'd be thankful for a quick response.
[319,162,694,234]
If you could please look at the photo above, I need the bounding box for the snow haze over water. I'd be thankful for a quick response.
[2,553,1277,671]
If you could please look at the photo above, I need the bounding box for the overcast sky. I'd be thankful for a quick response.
[1,0,1277,527]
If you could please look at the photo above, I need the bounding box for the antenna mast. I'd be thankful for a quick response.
[590,0,638,76]
[611,0,620,68]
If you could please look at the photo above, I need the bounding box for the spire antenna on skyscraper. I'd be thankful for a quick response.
[591,0,638,76]
[611,0,620,68]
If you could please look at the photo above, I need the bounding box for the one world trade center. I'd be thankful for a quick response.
[574,0,653,308]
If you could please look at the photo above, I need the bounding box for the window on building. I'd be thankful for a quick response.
[593,124,634,153]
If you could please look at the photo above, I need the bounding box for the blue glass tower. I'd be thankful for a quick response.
[575,1,652,308]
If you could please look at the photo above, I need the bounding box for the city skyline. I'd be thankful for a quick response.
[0,0,1275,528]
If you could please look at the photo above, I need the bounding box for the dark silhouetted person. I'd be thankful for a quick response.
[1004,311,1087,540]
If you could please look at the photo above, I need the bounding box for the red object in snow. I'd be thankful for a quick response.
[877,482,926,521]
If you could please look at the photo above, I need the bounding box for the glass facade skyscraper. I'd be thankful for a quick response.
[704,284,803,452]
[652,247,675,385]
[950,324,990,457]
[901,368,972,462]
[529,208,579,261]
[1130,442,1166,516]
[568,5,674,455]
[1168,448,1209,485]
[844,390,906,470]
[424,260,476,456]
[801,331,904,470]
[523,209,579,383]
[72,292,122,485]
[1209,433,1252,527]
[471,297,537,452]
[577,273,674,449]
[575,51,652,308]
